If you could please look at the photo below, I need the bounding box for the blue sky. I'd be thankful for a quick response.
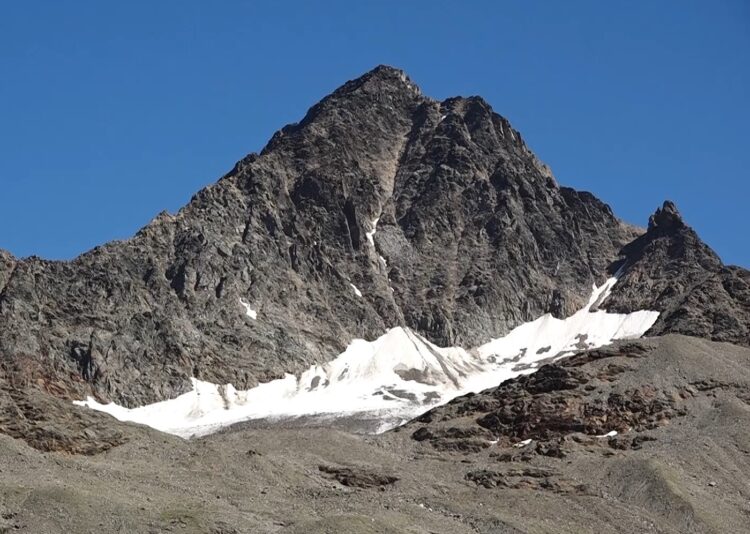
[1,1,748,265]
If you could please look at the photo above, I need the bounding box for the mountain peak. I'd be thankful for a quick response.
[647,200,685,234]
[4,65,747,425]
[366,64,408,79]
[613,200,720,277]
[332,64,422,98]
[358,64,413,84]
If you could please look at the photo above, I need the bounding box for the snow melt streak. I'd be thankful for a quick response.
[75,278,658,438]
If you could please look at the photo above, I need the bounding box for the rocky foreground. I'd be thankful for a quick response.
[1,335,748,533]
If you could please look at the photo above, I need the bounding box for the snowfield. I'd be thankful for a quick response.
[74,278,659,438]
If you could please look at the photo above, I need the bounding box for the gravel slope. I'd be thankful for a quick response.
[1,335,748,534]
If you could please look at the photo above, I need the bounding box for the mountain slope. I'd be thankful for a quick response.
[0,66,641,408]
[1,65,750,534]
[2,336,749,534]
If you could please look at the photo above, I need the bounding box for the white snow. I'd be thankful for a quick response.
[74,277,659,439]
[239,298,257,320]
[350,283,363,297]
[597,430,618,438]
[476,277,656,369]
[514,438,533,448]
[365,217,379,247]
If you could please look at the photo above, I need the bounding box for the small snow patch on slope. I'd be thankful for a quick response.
[239,298,257,320]
[366,217,379,247]
[350,283,363,297]
[75,277,658,438]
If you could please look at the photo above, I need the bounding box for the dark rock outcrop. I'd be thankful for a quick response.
[407,340,693,456]
[318,464,399,488]
[0,372,129,455]
[465,467,586,494]
[605,201,750,345]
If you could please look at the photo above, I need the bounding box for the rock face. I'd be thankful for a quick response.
[604,201,750,346]
[406,335,750,461]
[0,66,642,407]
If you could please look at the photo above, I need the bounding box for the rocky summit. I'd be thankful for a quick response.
[604,201,750,344]
[1,66,749,533]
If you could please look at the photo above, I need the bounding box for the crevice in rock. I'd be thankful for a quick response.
[0,261,19,305]
[342,199,361,250]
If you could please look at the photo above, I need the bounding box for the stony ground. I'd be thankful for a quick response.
[1,334,749,533]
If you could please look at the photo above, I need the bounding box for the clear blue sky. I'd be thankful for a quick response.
[1,1,748,265]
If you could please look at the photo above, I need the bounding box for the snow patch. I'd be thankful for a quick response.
[597,430,618,438]
[75,278,659,438]
[476,278,655,367]
[514,439,533,448]
[350,283,363,298]
[239,298,257,320]
[366,217,379,247]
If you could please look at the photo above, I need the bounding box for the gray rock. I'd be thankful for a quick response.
[604,201,750,345]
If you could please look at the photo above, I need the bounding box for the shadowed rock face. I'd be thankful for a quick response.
[604,201,750,346]
[0,66,640,407]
